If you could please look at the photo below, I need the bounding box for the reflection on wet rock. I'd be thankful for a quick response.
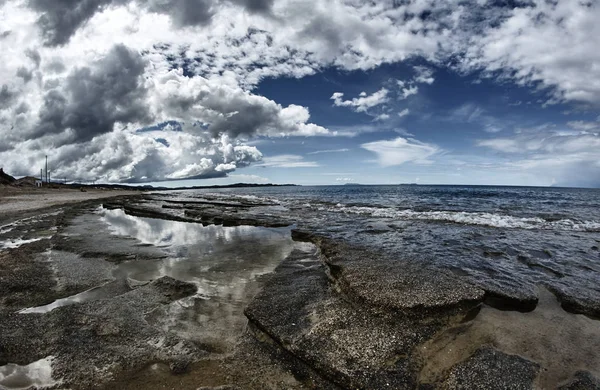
[100,208,296,353]
[0,357,58,390]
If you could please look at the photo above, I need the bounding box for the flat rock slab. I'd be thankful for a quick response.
[0,276,202,388]
[245,244,475,389]
[292,230,485,318]
[440,347,540,390]
[546,280,600,319]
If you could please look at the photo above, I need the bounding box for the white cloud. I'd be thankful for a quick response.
[2,0,600,185]
[567,120,600,132]
[148,69,331,138]
[256,154,319,168]
[399,85,418,100]
[331,88,389,113]
[0,130,262,183]
[413,65,435,85]
[477,128,600,187]
[361,137,440,167]
[463,1,600,105]
[398,108,410,118]
[307,148,350,155]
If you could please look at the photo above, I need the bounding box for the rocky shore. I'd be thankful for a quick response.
[1,193,599,389]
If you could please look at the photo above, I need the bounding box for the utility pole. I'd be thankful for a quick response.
[45,155,48,183]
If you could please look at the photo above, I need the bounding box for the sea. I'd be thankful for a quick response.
[158,184,600,305]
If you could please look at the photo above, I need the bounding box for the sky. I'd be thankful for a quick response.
[1,0,600,188]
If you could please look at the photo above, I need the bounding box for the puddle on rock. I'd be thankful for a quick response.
[418,288,600,387]
[22,208,298,355]
[19,282,116,314]
[102,208,299,353]
[0,356,58,390]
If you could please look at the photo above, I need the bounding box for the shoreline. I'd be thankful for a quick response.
[0,187,143,224]
[0,191,599,389]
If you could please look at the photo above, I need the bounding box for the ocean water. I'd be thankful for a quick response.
[154,185,600,303]
[182,185,600,231]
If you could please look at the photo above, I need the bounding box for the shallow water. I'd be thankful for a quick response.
[99,208,298,351]
[0,357,58,390]
[149,186,600,308]
[418,288,600,387]
[19,208,297,353]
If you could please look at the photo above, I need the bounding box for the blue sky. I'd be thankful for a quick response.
[171,61,599,187]
[1,0,599,187]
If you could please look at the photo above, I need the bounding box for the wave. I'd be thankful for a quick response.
[334,205,600,232]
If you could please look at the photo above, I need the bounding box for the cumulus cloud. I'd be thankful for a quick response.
[6,0,600,108]
[462,1,600,105]
[413,65,435,85]
[331,65,435,120]
[399,84,419,100]
[1,130,262,182]
[29,0,276,46]
[361,137,440,167]
[331,88,389,113]
[29,0,113,46]
[31,44,152,144]
[2,0,600,184]
[149,68,331,138]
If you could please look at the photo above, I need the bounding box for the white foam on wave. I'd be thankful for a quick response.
[203,193,279,205]
[335,206,600,232]
[0,356,59,389]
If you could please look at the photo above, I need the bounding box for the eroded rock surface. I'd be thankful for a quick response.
[440,347,540,390]
[0,276,201,388]
[245,239,488,389]
[292,230,485,317]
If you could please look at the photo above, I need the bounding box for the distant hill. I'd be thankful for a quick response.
[0,168,16,185]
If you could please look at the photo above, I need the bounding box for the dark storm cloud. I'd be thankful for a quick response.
[29,0,113,46]
[203,96,280,138]
[16,67,34,83]
[25,49,42,68]
[232,0,273,13]
[33,44,152,143]
[146,0,214,27]
[28,0,275,46]
[0,84,16,106]
[145,0,274,27]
